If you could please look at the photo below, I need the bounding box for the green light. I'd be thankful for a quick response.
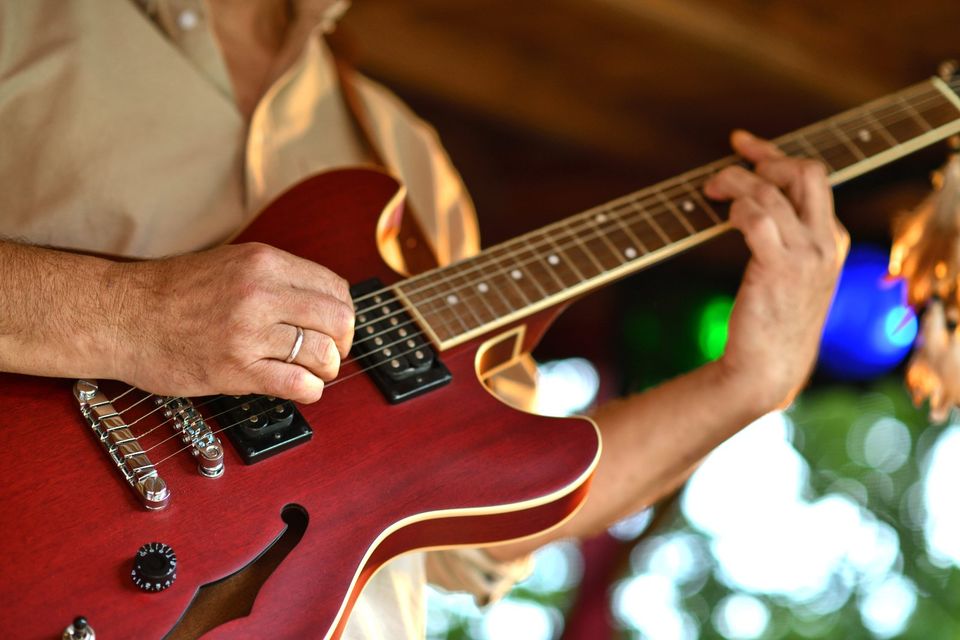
[697,295,734,361]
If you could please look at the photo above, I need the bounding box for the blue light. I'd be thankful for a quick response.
[883,307,919,348]
[818,244,917,380]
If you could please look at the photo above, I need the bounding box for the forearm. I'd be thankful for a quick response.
[487,359,768,560]
[0,240,125,378]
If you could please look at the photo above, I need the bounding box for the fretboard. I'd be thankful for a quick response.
[396,76,960,350]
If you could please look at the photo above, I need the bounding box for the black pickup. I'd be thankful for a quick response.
[350,278,452,403]
[209,395,311,465]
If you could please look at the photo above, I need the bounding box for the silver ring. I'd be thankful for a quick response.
[285,326,305,363]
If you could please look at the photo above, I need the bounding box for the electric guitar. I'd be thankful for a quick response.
[3,72,960,640]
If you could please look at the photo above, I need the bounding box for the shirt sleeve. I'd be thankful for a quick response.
[424,548,536,606]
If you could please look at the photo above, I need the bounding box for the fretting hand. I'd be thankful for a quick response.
[109,243,355,403]
[704,130,849,413]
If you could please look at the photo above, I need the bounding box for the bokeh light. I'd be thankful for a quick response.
[818,244,917,379]
[535,357,600,417]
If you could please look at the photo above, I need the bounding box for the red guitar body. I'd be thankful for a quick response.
[0,169,600,639]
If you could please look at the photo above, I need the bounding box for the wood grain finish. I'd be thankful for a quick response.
[0,169,599,639]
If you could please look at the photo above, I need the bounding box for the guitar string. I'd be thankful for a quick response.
[343,84,950,337]
[102,83,958,436]
[127,83,960,468]
[345,82,947,317]
[344,82,937,311]
[343,83,954,349]
[338,84,956,361]
[150,335,455,467]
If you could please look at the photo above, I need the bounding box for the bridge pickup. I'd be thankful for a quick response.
[350,278,452,403]
[208,395,311,465]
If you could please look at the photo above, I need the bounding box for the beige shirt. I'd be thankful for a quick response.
[0,0,479,264]
[0,1,530,638]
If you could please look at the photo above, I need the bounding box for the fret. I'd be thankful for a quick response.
[790,132,837,171]
[672,181,721,230]
[897,95,933,131]
[872,99,928,143]
[910,92,960,129]
[654,189,697,235]
[466,258,516,320]
[560,225,606,279]
[498,240,560,300]
[398,275,468,344]
[540,234,586,287]
[611,209,651,254]
[482,245,539,313]
[441,263,498,327]
[579,214,625,271]
[484,245,542,309]
[602,210,649,262]
[624,201,669,251]
[777,137,805,158]
[591,212,630,264]
[833,110,897,158]
[516,235,568,295]
[644,196,691,242]
[393,79,960,349]
[828,121,866,161]
[803,128,860,171]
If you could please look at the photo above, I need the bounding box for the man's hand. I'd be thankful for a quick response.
[704,130,849,413]
[112,243,355,403]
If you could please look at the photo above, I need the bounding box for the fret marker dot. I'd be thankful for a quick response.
[624,247,638,259]
[446,294,459,305]
[547,255,560,266]
[858,129,872,142]
[478,282,489,293]
[595,213,607,223]
[511,269,523,280]
[681,200,695,213]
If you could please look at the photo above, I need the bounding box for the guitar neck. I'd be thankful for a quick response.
[397,76,960,350]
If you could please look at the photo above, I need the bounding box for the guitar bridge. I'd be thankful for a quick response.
[74,380,170,510]
[350,279,452,403]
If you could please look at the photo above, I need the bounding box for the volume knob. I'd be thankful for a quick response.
[131,542,177,592]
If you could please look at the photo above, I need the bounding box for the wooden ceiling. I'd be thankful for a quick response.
[336,0,959,162]
[332,0,959,367]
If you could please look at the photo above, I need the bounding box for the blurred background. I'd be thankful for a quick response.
[332,1,960,638]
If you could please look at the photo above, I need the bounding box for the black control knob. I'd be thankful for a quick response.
[131,542,177,592]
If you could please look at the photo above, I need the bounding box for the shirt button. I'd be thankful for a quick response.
[177,9,200,31]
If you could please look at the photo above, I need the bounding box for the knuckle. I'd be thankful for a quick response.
[279,367,322,403]
[241,242,279,272]
[331,299,356,336]
[752,183,781,206]
[334,275,351,304]
[799,159,828,180]
[316,334,340,369]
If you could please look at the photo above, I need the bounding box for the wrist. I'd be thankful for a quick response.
[712,356,783,421]
[96,258,142,383]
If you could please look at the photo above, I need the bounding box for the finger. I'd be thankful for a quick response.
[703,166,804,242]
[279,290,355,358]
[268,324,341,381]
[729,199,785,265]
[247,359,325,404]
[731,129,784,163]
[754,157,836,236]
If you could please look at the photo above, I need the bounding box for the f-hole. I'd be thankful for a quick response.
[166,504,309,639]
